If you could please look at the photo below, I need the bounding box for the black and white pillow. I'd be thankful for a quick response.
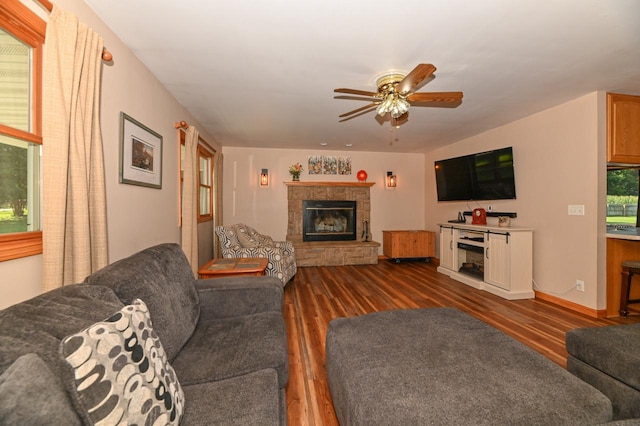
[236,226,259,248]
[60,299,184,425]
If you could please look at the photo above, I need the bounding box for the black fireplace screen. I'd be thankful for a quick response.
[302,200,357,242]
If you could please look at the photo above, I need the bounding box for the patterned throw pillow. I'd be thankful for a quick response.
[236,227,259,248]
[60,299,185,425]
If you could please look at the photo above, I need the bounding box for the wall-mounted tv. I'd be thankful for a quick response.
[435,147,516,201]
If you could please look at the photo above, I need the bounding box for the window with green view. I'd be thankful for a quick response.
[607,168,639,226]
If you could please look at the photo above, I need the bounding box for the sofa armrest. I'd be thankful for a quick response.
[272,240,295,256]
[196,276,283,320]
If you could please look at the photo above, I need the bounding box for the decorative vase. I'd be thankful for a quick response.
[356,170,368,182]
[291,172,300,181]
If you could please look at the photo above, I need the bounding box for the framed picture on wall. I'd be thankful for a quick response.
[119,112,163,188]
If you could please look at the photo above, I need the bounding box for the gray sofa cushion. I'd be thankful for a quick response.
[568,355,640,420]
[172,312,289,388]
[0,353,81,425]
[1,284,124,340]
[566,323,640,391]
[0,284,124,378]
[0,323,60,376]
[84,243,200,361]
[197,276,284,320]
[181,369,281,425]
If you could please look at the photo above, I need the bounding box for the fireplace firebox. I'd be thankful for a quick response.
[303,200,357,242]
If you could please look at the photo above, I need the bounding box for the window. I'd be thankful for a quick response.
[198,146,213,220]
[0,0,45,261]
[607,167,639,227]
[178,131,215,223]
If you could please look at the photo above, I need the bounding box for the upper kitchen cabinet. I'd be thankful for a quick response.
[607,93,640,164]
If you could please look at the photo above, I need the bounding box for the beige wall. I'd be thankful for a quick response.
[221,147,425,247]
[425,91,607,310]
[1,2,610,314]
[0,0,219,309]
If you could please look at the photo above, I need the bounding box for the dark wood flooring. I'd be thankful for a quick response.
[283,260,640,426]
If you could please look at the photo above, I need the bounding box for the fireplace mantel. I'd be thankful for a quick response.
[284,181,375,187]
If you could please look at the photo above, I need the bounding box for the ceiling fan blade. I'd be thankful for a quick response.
[339,102,379,118]
[334,88,379,97]
[407,92,463,103]
[397,64,436,94]
[339,106,378,122]
[334,95,379,102]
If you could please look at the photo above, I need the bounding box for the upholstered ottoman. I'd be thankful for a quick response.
[325,308,612,425]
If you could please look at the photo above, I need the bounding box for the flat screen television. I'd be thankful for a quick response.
[435,147,516,201]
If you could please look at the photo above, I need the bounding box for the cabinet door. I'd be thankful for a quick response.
[485,233,511,290]
[607,93,640,163]
[440,227,456,270]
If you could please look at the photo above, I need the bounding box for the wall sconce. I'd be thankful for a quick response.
[386,171,397,188]
[260,168,269,187]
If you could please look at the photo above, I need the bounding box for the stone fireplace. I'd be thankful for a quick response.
[286,181,380,266]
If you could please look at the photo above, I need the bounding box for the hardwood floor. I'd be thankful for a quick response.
[283,260,640,426]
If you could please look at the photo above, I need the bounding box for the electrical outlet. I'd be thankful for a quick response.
[576,280,585,292]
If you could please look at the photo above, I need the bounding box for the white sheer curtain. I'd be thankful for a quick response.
[182,126,199,275]
[42,7,108,291]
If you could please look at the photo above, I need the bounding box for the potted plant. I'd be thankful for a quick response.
[289,163,303,181]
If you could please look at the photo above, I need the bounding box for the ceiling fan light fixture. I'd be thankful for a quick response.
[377,92,410,118]
[393,97,410,118]
[335,64,462,123]
[376,93,394,116]
[375,72,406,90]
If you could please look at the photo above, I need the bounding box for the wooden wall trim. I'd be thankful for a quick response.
[534,291,607,318]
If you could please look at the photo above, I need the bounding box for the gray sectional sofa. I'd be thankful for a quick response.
[567,323,640,421]
[0,243,288,425]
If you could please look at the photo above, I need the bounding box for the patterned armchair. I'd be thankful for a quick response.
[215,224,297,285]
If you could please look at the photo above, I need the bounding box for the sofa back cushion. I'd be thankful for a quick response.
[0,284,125,377]
[84,243,200,361]
[1,284,124,340]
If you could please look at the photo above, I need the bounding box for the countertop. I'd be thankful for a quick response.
[438,222,534,232]
[606,227,640,241]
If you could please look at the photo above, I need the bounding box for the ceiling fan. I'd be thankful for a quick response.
[334,64,463,124]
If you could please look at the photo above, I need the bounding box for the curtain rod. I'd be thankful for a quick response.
[37,0,113,62]
[174,121,189,130]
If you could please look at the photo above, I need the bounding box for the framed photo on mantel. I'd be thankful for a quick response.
[119,112,163,189]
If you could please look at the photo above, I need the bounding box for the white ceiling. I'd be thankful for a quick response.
[85,0,640,153]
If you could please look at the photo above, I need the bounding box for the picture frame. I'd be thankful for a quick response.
[307,155,352,175]
[119,112,163,188]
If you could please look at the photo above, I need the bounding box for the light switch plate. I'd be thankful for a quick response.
[568,205,585,216]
